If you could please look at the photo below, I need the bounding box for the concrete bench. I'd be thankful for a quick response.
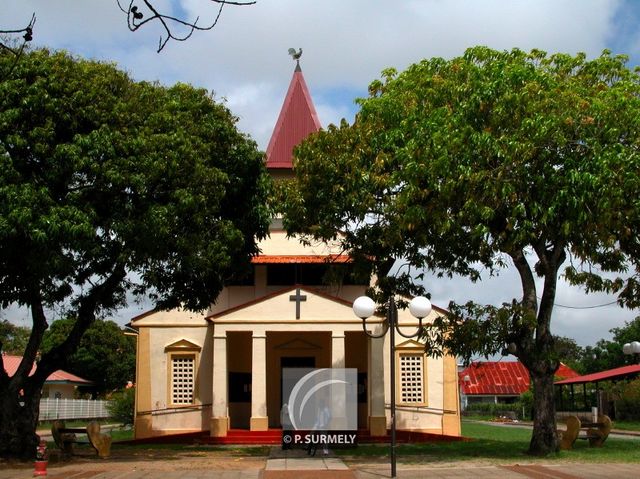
[51,420,112,458]
[558,415,611,450]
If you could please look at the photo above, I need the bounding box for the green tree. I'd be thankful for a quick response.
[41,319,135,395]
[580,316,640,373]
[283,47,640,455]
[0,320,30,355]
[553,336,585,374]
[0,48,270,459]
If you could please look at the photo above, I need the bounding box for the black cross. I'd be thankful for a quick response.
[289,288,307,320]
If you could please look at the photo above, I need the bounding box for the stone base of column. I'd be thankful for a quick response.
[210,416,229,437]
[250,416,269,431]
[134,415,153,439]
[369,415,387,436]
[442,413,461,436]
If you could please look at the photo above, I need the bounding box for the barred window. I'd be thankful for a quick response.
[171,355,195,405]
[399,353,424,404]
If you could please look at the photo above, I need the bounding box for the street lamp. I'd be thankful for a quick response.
[623,341,640,363]
[352,294,432,478]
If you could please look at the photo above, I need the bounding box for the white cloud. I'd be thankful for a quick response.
[2,0,638,345]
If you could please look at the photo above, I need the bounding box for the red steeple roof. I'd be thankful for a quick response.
[265,64,322,169]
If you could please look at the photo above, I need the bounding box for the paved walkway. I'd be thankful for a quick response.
[2,460,640,479]
[1,446,639,479]
[2,461,640,479]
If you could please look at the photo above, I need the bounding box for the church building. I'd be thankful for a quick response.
[131,59,461,441]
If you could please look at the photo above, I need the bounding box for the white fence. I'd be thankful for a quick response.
[39,398,111,421]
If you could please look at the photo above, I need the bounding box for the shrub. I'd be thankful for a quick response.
[107,388,135,426]
[464,401,524,419]
[519,390,533,419]
[616,379,640,421]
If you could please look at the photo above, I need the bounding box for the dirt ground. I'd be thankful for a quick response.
[0,444,268,473]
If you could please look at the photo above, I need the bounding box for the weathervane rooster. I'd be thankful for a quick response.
[288,47,303,66]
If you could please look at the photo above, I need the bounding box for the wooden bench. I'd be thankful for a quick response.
[558,415,612,450]
[51,420,112,458]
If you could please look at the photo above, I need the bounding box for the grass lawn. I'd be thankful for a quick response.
[337,419,640,464]
[610,420,640,431]
[56,419,638,464]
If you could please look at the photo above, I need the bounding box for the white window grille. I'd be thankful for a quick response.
[399,353,424,404]
[171,355,195,405]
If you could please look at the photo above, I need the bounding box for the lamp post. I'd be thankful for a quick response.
[623,341,640,363]
[352,295,432,478]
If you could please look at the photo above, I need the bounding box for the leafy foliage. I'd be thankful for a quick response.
[283,47,640,455]
[0,320,30,355]
[107,387,135,426]
[616,379,640,421]
[579,316,640,373]
[553,336,585,374]
[0,48,270,459]
[464,401,525,419]
[41,319,135,395]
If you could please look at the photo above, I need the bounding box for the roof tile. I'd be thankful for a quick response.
[2,354,91,384]
[265,65,321,169]
[459,361,579,396]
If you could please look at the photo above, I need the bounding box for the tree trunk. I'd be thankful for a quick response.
[528,367,558,455]
[0,381,41,460]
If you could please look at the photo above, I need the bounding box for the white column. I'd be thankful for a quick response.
[332,332,346,368]
[368,334,386,435]
[250,333,268,431]
[210,332,228,437]
[331,332,347,429]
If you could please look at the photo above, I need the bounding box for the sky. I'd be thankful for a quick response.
[2,0,640,348]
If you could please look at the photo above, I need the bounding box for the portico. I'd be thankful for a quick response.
[207,286,375,436]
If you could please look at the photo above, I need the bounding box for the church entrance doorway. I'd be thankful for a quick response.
[266,331,331,428]
[279,356,316,418]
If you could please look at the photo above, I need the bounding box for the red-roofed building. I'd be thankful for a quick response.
[2,353,92,399]
[459,361,579,408]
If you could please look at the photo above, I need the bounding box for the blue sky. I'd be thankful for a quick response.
[2,0,640,348]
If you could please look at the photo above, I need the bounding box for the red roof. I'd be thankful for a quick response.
[459,361,579,396]
[2,354,92,384]
[265,64,321,169]
[251,255,350,264]
[555,364,640,385]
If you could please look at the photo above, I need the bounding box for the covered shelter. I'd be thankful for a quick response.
[554,364,640,418]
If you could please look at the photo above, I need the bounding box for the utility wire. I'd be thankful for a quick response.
[541,298,619,310]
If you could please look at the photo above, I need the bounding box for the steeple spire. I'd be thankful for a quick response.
[265,50,321,170]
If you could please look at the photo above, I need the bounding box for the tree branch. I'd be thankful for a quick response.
[535,241,566,345]
[117,0,256,52]
[508,248,538,312]
[31,263,128,386]
[0,13,35,81]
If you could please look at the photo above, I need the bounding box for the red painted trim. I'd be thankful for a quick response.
[251,255,351,264]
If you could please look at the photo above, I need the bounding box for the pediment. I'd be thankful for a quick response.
[210,287,366,324]
[396,339,424,350]
[164,339,201,352]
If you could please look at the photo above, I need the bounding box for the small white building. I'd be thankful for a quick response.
[2,353,92,399]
